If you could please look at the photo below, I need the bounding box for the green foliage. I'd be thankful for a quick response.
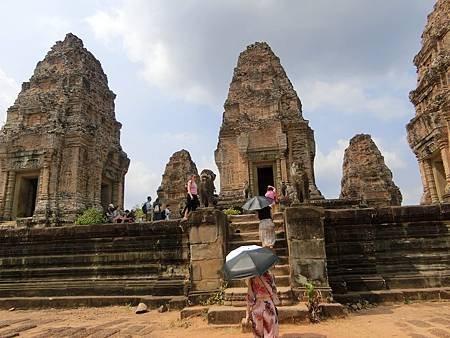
[75,208,106,225]
[223,208,241,216]
[133,204,145,220]
[201,282,228,306]
[304,281,316,302]
[296,275,322,323]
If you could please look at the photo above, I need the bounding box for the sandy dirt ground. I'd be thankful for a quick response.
[0,301,449,337]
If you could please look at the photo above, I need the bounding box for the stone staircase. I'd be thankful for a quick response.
[207,212,314,325]
[224,212,294,306]
[216,195,247,210]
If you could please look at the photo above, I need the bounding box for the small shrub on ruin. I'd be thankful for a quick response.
[75,208,106,225]
[133,204,145,221]
[296,276,323,323]
[223,208,241,216]
[201,282,228,306]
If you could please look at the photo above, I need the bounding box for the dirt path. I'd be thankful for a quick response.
[0,301,449,337]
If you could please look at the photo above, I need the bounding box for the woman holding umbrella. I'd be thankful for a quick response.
[242,196,276,249]
[245,271,280,337]
[224,245,280,338]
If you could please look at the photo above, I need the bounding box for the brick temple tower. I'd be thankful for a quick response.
[407,0,450,204]
[215,42,323,205]
[0,33,129,225]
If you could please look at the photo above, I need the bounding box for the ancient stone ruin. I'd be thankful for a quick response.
[407,0,450,204]
[0,33,129,225]
[159,149,198,216]
[0,4,450,323]
[215,42,323,206]
[340,134,402,207]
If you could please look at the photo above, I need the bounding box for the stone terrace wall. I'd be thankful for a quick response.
[0,221,189,299]
[325,204,450,294]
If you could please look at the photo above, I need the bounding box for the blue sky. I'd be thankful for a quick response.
[0,0,435,208]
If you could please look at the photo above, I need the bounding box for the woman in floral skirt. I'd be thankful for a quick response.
[245,270,280,338]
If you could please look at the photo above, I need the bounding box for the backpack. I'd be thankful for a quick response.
[142,203,147,214]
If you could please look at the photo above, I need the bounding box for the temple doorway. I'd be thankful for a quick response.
[14,175,39,218]
[257,166,274,196]
[101,181,112,211]
[433,159,446,201]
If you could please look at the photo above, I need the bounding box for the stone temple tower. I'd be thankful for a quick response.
[0,33,129,225]
[215,42,323,205]
[407,0,450,204]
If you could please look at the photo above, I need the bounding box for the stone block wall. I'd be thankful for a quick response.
[325,204,450,294]
[188,208,228,295]
[0,221,190,298]
[284,206,330,295]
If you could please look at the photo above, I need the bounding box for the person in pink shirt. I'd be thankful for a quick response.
[182,174,199,221]
[265,185,277,205]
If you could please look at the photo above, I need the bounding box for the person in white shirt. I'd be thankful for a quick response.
[164,205,171,220]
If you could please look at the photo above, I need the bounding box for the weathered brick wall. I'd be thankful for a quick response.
[0,221,189,298]
[325,204,450,294]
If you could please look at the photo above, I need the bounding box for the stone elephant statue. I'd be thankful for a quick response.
[198,169,217,207]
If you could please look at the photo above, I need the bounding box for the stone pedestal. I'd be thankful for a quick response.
[188,208,228,296]
[284,206,331,298]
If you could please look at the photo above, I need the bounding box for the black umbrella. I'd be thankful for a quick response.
[242,196,273,211]
[223,245,279,280]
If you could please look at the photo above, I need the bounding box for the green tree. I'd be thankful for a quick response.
[75,208,106,225]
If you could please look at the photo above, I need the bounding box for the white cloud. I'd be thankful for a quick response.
[38,16,70,33]
[0,68,19,124]
[401,185,423,206]
[299,79,411,121]
[372,137,406,170]
[315,139,348,180]
[85,1,431,112]
[86,4,214,105]
[314,139,349,198]
[125,160,160,209]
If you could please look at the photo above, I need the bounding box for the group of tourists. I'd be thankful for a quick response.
[142,196,171,221]
[105,204,136,223]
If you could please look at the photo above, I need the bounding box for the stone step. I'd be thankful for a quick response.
[207,304,309,325]
[277,256,289,265]
[333,287,450,304]
[0,278,188,297]
[229,212,283,223]
[0,251,185,268]
[229,237,287,247]
[229,274,290,288]
[0,263,178,279]
[0,295,188,310]
[230,220,285,234]
[224,286,295,306]
[0,236,186,256]
[230,230,285,242]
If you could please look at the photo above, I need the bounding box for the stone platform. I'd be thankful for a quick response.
[0,221,190,305]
